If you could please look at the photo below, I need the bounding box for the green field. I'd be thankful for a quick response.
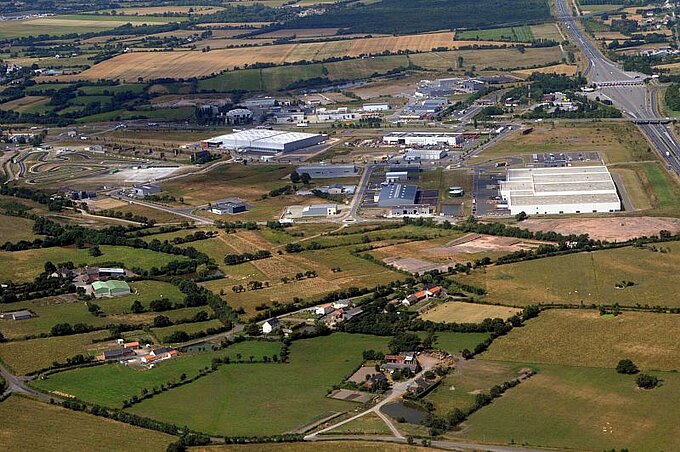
[0,395,174,451]
[33,340,281,407]
[127,333,389,436]
[482,309,680,371]
[461,241,680,308]
[0,330,110,375]
[456,26,534,42]
[452,364,680,451]
[0,245,190,283]
[427,331,491,355]
[151,319,224,343]
[639,161,680,215]
[0,214,38,243]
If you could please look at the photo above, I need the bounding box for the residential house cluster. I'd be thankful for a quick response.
[380,352,421,373]
[315,300,364,329]
[401,286,445,306]
[98,341,177,365]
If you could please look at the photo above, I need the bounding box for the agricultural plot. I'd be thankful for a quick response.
[0,214,38,243]
[33,340,281,407]
[421,302,521,324]
[520,217,680,242]
[427,331,491,355]
[409,46,562,71]
[426,360,525,414]
[453,364,680,451]
[461,241,680,308]
[483,309,680,371]
[514,63,578,76]
[199,442,430,452]
[127,333,390,436]
[456,26,534,42]
[75,32,513,81]
[0,245,190,283]
[0,96,52,114]
[0,396,173,452]
[151,319,224,343]
[325,413,392,435]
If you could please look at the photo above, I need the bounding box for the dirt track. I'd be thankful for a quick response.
[520,217,680,241]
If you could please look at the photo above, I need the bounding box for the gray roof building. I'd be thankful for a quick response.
[378,184,418,207]
[297,164,358,179]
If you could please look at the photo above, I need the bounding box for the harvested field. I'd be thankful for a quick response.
[427,233,546,257]
[255,28,342,38]
[483,309,680,371]
[421,302,521,323]
[74,33,514,81]
[514,63,578,76]
[383,256,450,274]
[196,442,429,451]
[409,46,562,72]
[328,389,374,403]
[520,216,680,241]
[0,95,51,113]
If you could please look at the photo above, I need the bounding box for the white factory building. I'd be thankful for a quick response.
[499,166,621,215]
[383,132,462,147]
[404,148,447,160]
[202,129,325,153]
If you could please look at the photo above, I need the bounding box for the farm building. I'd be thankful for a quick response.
[383,132,462,147]
[404,148,447,160]
[202,129,325,153]
[389,205,433,217]
[0,310,33,321]
[210,201,247,215]
[301,204,338,217]
[297,164,358,179]
[377,184,418,207]
[262,318,281,334]
[92,280,131,297]
[132,183,161,197]
[381,353,421,373]
[499,166,621,215]
[100,347,136,361]
[386,171,409,183]
[99,268,126,278]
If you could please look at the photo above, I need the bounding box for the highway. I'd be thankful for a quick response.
[555,0,680,174]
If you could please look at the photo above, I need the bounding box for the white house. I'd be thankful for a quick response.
[315,303,334,316]
[262,318,281,334]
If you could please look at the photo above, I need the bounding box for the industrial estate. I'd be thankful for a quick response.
[2,0,680,451]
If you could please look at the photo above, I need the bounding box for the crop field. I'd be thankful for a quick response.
[483,309,680,371]
[520,217,680,242]
[421,302,521,324]
[0,396,173,452]
[127,333,390,436]
[453,364,680,451]
[456,26,534,42]
[0,15,183,38]
[514,63,578,76]
[530,23,563,41]
[427,332,491,355]
[476,122,650,164]
[0,95,52,113]
[33,340,281,406]
[197,442,430,452]
[426,360,525,414]
[151,319,224,343]
[0,214,38,243]
[0,245,189,283]
[0,330,110,375]
[75,32,513,81]
[409,46,562,71]
[461,241,680,308]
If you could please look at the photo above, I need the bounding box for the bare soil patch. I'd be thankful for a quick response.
[521,217,680,241]
[427,233,546,257]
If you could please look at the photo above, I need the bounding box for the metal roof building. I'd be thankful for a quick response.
[297,164,358,179]
[92,280,131,297]
[301,204,338,217]
[378,184,418,207]
[499,166,621,215]
[203,129,325,153]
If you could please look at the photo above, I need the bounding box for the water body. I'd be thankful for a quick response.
[381,402,429,424]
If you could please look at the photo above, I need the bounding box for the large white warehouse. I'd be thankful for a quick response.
[499,166,621,215]
[202,129,325,153]
[383,132,462,147]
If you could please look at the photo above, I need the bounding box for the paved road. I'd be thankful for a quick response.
[306,435,553,452]
[110,191,213,225]
[0,361,55,402]
[555,0,680,175]
[611,173,635,212]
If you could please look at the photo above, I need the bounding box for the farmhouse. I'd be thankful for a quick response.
[202,129,325,153]
[315,303,335,316]
[381,353,421,373]
[262,318,281,334]
[0,310,33,321]
[499,165,622,215]
[297,164,358,179]
[377,184,418,207]
[383,132,462,147]
[402,286,444,306]
[100,347,136,361]
[210,201,248,215]
[92,280,131,298]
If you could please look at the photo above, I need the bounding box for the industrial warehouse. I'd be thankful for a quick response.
[383,132,462,147]
[202,129,325,153]
[297,164,358,179]
[499,166,622,215]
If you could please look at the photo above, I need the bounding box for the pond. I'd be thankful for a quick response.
[381,402,429,424]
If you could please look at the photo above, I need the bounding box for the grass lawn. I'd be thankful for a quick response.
[325,413,392,435]
[451,364,680,451]
[482,309,680,371]
[0,245,190,283]
[456,26,534,42]
[0,330,110,375]
[32,340,281,407]
[0,395,174,452]
[151,319,224,343]
[0,15,184,38]
[428,331,491,355]
[421,302,521,324]
[0,214,38,243]
[460,241,680,308]
[426,360,526,414]
[127,333,390,436]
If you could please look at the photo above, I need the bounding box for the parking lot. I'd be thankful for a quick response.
[530,151,601,167]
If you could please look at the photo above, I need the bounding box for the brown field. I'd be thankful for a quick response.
[421,302,521,323]
[426,233,546,258]
[530,23,563,41]
[520,216,680,241]
[74,33,515,81]
[409,46,562,71]
[483,309,680,371]
[194,442,429,452]
[0,95,50,113]
[593,31,629,40]
[514,63,578,76]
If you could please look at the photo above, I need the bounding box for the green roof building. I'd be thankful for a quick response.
[92,280,131,297]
